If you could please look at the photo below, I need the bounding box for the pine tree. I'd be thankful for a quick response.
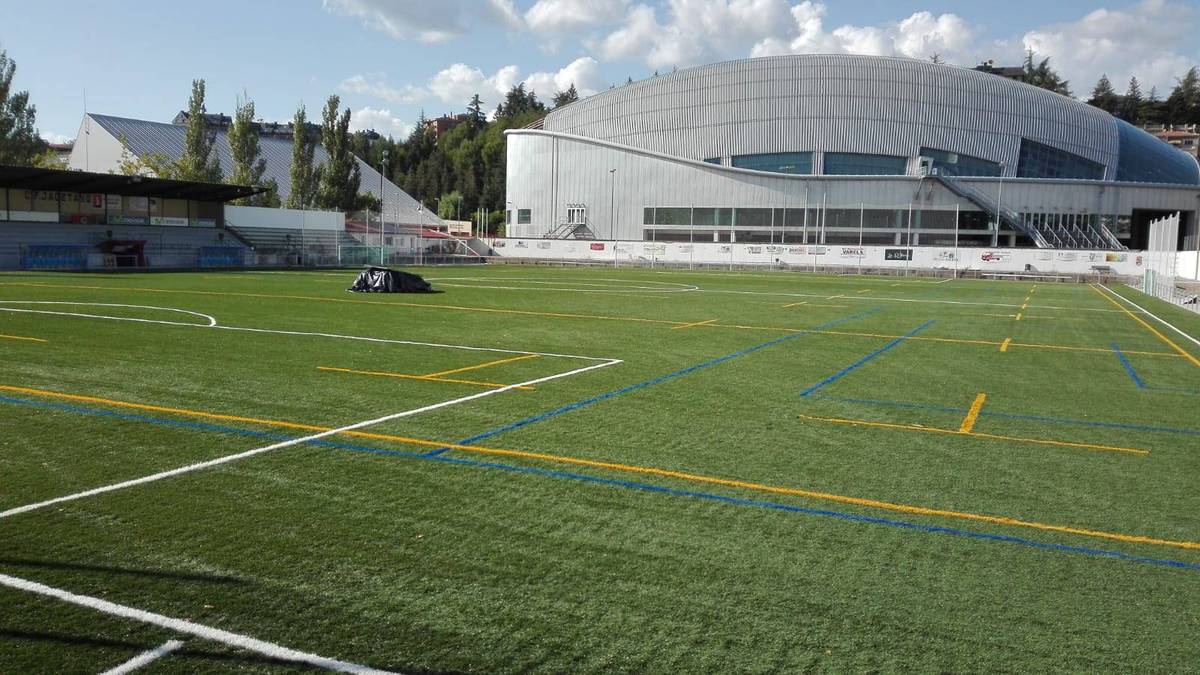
[287,103,317,209]
[1118,77,1143,124]
[552,84,579,108]
[227,96,279,206]
[1165,67,1199,124]
[0,44,45,166]
[313,95,362,212]
[175,80,223,182]
[467,94,486,129]
[1020,49,1071,96]
[1087,74,1119,113]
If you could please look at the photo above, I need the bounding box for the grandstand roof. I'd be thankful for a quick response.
[0,164,261,202]
[80,113,442,225]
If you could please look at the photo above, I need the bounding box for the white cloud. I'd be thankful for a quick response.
[427,64,516,107]
[525,0,629,34]
[323,0,521,43]
[1021,0,1198,96]
[40,132,73,145]
[339,73,426,104]
[597,1,976,69]
[349,106,414,139]
[524,57,604,98]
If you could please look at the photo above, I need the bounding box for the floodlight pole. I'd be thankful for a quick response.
[609,168,617,268]
[380,149,388,266]
[996,161,1006,247]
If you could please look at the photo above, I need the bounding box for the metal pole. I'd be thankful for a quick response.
[954,203,960,278]
[906,201,913,277]
[858,202,864,276]
[380,150,387,266]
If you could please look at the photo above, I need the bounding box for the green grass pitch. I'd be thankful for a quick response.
[1,265,1199,673]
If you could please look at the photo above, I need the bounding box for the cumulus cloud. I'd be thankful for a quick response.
[339,73,426,104]
[347,58,604,111]
[525,0,630,34]
[323,0,521,43]
[40,132,73,145]
[1021,0,1198,96]
[349,106,414,138]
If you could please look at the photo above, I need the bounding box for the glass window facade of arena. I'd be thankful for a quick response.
[1016,139,1105,180]
[643,204,1008,246]
[730,152,814,175]
[0,188,220,227]
[823,152,908,176]
[920,148,1002,177]
[1114,119,1200,186]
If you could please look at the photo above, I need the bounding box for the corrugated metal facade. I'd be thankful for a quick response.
[506,130,1199,241]
[543,55,1119,178]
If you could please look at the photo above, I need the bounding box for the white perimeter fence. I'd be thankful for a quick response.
[1131,213,1199,314]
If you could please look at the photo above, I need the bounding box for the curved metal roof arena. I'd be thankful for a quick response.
[542,54,1199,186]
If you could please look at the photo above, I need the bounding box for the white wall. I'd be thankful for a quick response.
[224,205,344,231]
[490,238,1152,276]
[1178,251,1200,281]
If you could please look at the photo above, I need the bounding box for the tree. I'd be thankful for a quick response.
[1087,74,1119,114]
[437,190,464,220]
[313,94,362,212]
[552,84,579,108]
[1165,66,1200,124]
[227,96,280,207]
[176,79,223,183]
[30,147,66,170]
[287,103,318,209]
[1118,77,1143,124]
[466,94,486,129]
[495,83,545,119]
[929,53,944,65]
[1020,49,1071,96]
[1141,86,1166,126]
[0,44,45,166]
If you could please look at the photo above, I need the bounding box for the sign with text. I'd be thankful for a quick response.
[884,248,913,261]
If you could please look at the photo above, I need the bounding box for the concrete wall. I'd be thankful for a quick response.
[224,205,343,231]
[489,238,1151,276]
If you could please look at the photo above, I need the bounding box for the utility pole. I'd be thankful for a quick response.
[379,149,388,266]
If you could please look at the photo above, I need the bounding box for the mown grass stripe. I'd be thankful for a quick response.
[3,394,1199,569]
[431,307,885,455]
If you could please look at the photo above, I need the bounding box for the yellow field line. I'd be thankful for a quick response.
[959,393,987,434]
[316,366,533,390]
[796,413,1148,456]
[782,302,807,308]
[670,319,718,331]
[1000,337,1012,353]
[423,353,538,378]
[1091,284,1200,368]
[0,334,47,343]
[856,289,871,294]
[1015,312,1023,321]
[4,383,1197,551]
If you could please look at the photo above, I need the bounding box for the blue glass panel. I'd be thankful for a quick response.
[703,157,722,165]
[1115,118,1200,185]
[919,147,1001,177]
[730,152,813,174]
[1017,138,1105,180]
[823,152,907,176]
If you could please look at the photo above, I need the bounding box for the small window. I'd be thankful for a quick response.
[517,209,531,225]
[506,210,512,224]
[566,207,586,224]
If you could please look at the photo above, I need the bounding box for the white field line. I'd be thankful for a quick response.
[100,639,185,675]
[1100,283,1200,350]
[0,302,611,362]
[0,573,396,674]
[698,287,1124,312]
[0,356,620,521]
[0,302,217,326]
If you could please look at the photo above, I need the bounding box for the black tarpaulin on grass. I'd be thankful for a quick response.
[348,266,434,293]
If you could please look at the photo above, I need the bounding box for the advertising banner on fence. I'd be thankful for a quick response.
[808,246,827,255]
[884,248,913,261]
[980,251,1012,263]
[590,242,605,251]
[840,247,864,259]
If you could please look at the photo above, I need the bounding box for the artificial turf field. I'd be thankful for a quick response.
[1,265,1199,673]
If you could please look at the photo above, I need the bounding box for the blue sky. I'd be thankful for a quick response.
[4,0,1197,144]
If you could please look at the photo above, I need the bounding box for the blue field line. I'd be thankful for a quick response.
[799,320,935,397]
[1111,343,1146,388]
[3,393,1199,571]
[808,394,1200,437]
[423,306,885,456]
